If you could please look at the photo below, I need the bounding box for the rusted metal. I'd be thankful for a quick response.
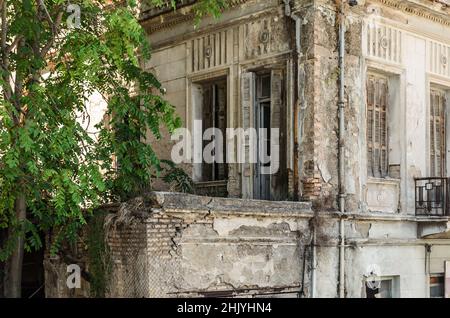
[168,285,302,298]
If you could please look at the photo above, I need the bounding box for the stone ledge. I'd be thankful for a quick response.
[318,211,450,223]
[146,191,313,217]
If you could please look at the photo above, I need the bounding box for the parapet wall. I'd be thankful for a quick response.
[44,192,314,298]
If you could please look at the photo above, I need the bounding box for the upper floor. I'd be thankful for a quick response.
[140,0,450,220]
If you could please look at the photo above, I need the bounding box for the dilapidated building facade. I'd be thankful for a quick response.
[44,0,450,298]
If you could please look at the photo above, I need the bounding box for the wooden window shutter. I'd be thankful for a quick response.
[216,82,227,180]
[445,93,448,177]
[367,74,389,178]
[367,78,375,176]
[202,85,213,181]
[380,79,388,177]
[430,89,446,177]
[241,72,255,199]
[270,69,286,201]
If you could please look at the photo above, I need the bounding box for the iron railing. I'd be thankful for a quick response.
[415,177,450,217]
[194,180,228,198]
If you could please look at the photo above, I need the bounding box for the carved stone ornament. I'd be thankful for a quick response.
[259,30,270,44]
[379,36,389,49]
[442,55,448,68]
[204,46,212,59]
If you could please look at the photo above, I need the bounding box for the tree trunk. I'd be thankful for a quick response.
[3,193,26,298]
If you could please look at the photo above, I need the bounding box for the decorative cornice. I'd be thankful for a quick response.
[141,9,196,34]
[371,0,450,27]
[141,0,450,35]
[140,0,252,34]
[139,0,196,21]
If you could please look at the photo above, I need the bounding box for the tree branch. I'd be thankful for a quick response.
[40,10,64,58]
[1,0,7,53]
[0,0,12,102]
[5,36,23,54]
[38,0,54,25]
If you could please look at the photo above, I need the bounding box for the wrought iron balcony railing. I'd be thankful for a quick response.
[415,177,450,217]
[194,180,228,198]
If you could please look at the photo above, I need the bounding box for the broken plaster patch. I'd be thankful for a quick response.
[212,218,298,237]
[318,162,332,183]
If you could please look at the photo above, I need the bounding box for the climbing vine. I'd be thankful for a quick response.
[86,210,111,298]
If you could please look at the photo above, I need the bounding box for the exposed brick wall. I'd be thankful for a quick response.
[43,192,313,298]
[106,193,313,297]
[108,222,148,297]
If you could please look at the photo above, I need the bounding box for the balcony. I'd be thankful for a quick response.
[194,180,228,198]
[415,178,450,238]
[415,177,450,217]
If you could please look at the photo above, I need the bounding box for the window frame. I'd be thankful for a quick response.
[429,273,445,298]
[429,86,448,178]
[366,72,390,179]
[364,275,400,298]
[254,72,272,200]
[201,79,228,182]
[190,74,229,184]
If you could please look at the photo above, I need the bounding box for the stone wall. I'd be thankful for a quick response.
[43,192,450,298]
[44,192,314,298]
[141,0,450,213]
[107,192,313,297]
[41,0,450,299]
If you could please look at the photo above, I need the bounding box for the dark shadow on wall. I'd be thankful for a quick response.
[0,229,45,298]
[22,243,45,298]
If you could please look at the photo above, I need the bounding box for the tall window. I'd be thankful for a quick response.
[254,74,272,200]
[367,73,389,178]
[430,88,447,177]
[201,80,228,182]
[241,69,287,201]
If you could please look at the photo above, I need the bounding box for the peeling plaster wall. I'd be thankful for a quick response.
[43,193,450,298]
[299,0,450,216]
[121,192,314,297]
[43,0,450,299]
[139,0,450,299]
[313,214,450,298]
[44,192,314,298]
[144,0,295,197]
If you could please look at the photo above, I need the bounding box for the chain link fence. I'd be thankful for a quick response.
[105,198,183,298]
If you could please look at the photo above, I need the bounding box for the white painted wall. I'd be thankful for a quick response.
[362,14,450,215]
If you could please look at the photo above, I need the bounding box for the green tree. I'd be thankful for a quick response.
[0,0,227,298]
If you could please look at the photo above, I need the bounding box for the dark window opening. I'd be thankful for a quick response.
[366,279,393,298]
[254,74,272,200]
[200,80,228,183]
[430,274,445,298]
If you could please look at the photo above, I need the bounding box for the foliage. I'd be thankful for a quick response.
[148,0,228,25]
[0,0,228,261]
[161,160,194,194]
[86,210,111,298]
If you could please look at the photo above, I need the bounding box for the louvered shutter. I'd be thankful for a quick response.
[241,72,255,199]
[202,85,213,181]
[217,82,227,180]
[270,69,285,201]
[367,74,389,178]
[367,78,375,176]
[430,89,447,177]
